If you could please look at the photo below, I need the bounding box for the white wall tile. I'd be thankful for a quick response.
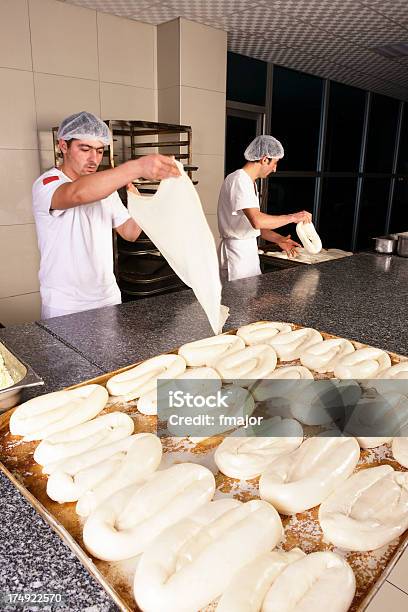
[0,68,37,149]
[388,549,408,594]
[158,86,180,124]
[157,19,180,90]
[0,0,32,71]
[98,12,155,88]
[100,82,156,121]
[0,292,41,326]
[34,72,101,150]
[180,86,226,156]
[205,213,221,245]
[180,19,227,92]
[366,581,408,612]
[0,224,40,298]
[193,153,224,215]
[0,150,40,225]
[29,0,98,80]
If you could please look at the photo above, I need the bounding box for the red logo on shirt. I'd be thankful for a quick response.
[43,176,60,185]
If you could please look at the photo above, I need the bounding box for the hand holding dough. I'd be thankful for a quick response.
[296,222,322,254]
[259,436,360,514]
[178,334,245,367]
[9,384,108,441]
[236,321,292,346]
[133,499,283,612]
[106,354,186,401]
[83,462,215,561]
[319,465,408,551]
[262,551,355,612]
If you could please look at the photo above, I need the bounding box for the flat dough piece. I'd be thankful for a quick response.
[262,551,355,612]
[392,437,408,468]
[134,499,283,612]
[259,436,360,514]
[319,465,408,551]
[127,162,228,334]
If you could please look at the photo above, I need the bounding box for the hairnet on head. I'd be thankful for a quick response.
[244,135,284,161]
[57,111,111,145]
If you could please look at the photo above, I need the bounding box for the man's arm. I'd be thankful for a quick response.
[52,155,180,210]
[261,229,301,256]
[115,218,142,242]
[243,208,312,230]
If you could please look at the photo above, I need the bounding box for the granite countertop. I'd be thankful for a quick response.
[0,251,407,611]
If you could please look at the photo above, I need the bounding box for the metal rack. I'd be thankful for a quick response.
[52,120,198,301]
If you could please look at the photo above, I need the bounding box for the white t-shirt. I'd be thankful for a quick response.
[217,169,261,240]
[32,167,130,312]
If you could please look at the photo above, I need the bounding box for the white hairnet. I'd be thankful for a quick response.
[57,111,111,145]
[244,135,284,161]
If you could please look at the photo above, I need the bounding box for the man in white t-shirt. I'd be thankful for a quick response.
[218,135,312,281]
[32,111,180,319]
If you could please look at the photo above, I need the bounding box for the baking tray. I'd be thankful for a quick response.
[0,324,407,612]
[0,340,44,412]
[260,249,353,265]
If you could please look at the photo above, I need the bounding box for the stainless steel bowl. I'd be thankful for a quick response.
[397,234,408,258]
[0,341,44,412]
[372,236,397,254]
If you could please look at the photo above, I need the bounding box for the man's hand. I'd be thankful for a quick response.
[133,154,180,181]
[290,210,312,224]
[275,234,302,257]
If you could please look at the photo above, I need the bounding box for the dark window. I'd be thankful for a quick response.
[389,178,408,234]
[397,103,408,175]
[225,114,259,176]
[357,178,391,249]
[324,82,366,172]
[227,52,267,106]
[270,66,323,171]
[319,179,358,251]
[365,94,399,173]
[267,177,316,239]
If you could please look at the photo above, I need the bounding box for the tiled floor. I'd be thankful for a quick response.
[366,549,408,611]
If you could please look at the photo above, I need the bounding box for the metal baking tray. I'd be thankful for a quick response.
[0,340,44,412]
[0,325,407,611]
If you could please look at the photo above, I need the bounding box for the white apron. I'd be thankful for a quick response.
[219,236,261,282]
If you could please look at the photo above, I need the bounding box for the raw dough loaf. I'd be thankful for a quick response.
[46,433,162,506]
[83,462,215,561]
[259,436,360,514]
[296,222,322,254]
[127,162,229,334]
[319,465,408,551]
[267,328,323,361]
[33,412,134,470]
[178,334,245,367]
[214,344,277,385]
[262,551,355,612]
[214,417,303,479]
[133,499,283,612]
[392,437,408,468]
[333,347,391,379]
[106,354,186,402]
[344,392,408,448]
[300,338,355,373]
[137,366,221,416]
[217,548,306,612]
[236,321,292,346]
[9,384,108,441]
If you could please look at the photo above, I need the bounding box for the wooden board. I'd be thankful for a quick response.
[1,323,407,612]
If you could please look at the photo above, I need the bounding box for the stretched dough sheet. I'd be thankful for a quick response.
[0,324,407,612]
[127,162,229,334]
